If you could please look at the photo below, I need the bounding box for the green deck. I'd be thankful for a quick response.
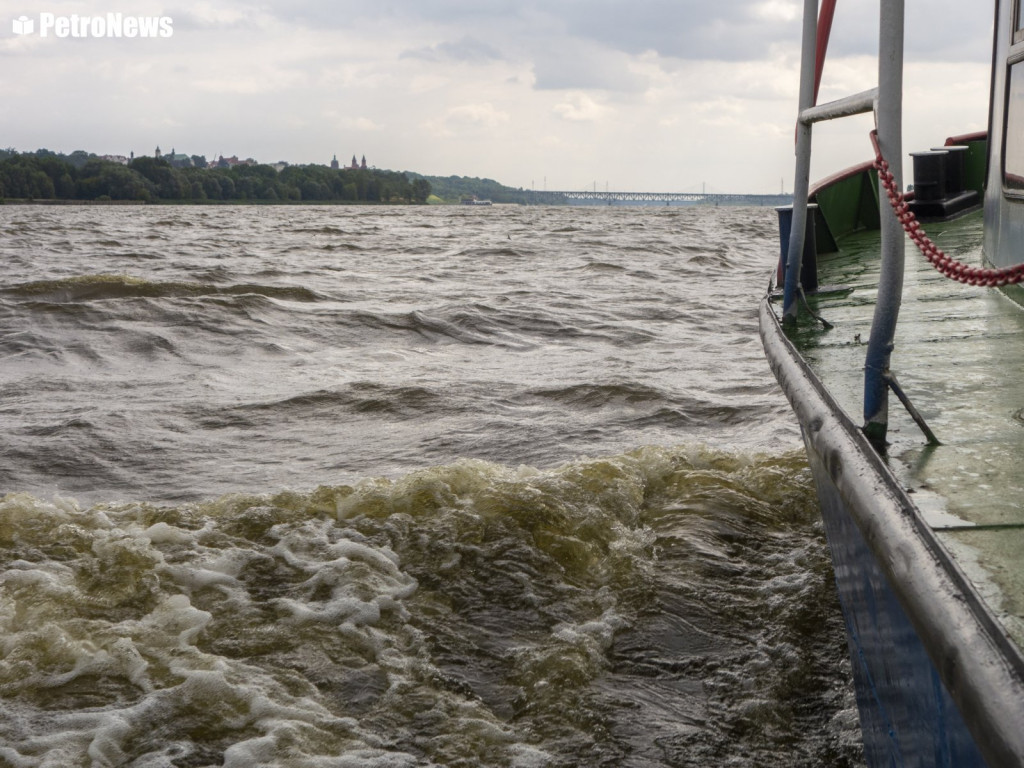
[784,210,1024,650]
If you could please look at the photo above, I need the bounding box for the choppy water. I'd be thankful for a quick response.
[0,205,864,766]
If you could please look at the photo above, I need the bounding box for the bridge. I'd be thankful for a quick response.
[524,190,793,206]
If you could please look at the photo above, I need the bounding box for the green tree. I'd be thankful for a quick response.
[216,174,236,199]
[411,178,431,203]
[130,156,191,199]
[78,160,155,201]
[56,172,76,198]
[199,174,223,200]
[0,156,56,198]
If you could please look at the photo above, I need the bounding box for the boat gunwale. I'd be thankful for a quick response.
[758,293,1024,768]
[809,160,877,199]
[943,130,988,147]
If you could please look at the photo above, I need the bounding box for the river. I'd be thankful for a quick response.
[0,204,864,766]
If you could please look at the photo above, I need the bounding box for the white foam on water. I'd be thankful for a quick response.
[0,485,552,765]
[0,444,855,766]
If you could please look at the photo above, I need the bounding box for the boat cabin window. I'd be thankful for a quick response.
[1006,61,1024,193]
[1017,0,1024,42]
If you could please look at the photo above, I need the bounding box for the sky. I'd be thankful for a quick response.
[0,0,995,193]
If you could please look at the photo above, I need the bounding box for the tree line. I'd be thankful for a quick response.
[0,149,431,204]
[408,172,532,204]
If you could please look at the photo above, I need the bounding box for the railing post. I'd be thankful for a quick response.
[863,0,905,447]
[782,0,820,323]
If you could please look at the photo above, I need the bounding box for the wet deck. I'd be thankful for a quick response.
[785,209,1024,651]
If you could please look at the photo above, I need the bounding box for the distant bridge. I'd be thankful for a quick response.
[526,190,793,206]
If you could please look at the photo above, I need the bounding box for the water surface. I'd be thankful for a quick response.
[0,204,863,766]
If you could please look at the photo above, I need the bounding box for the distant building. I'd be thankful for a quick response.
[154,145,162,159]
[210,154,258,169]
[349,154,368,170]
[330,154,339,170]
[164,148,194,168]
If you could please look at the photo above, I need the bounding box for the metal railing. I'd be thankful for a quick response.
[781,0,905,447]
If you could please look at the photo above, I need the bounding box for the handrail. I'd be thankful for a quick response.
[862,1,905,448]
[759,295,1024,768]
[780,0,820,324]
[813,0,838,104]
[780,0,905,447]
[800,88,877,125]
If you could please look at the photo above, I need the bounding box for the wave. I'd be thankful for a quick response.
[322,301,661,350]
[317,241,368,252]
[576,261,628,273]
[0,446,860,766]
[527,381,667,408]
[5,275,323,303]
[522,382,780,432]
[289,225,349,235]
[203,383,451,426]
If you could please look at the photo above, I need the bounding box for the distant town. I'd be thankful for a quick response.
[97,147,371,174]
[0,146,792,207]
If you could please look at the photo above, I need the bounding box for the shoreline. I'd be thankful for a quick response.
[0,198,426,206]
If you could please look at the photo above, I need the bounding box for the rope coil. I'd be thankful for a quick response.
[870,130,1024,287]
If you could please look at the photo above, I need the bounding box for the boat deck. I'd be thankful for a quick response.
[785,209,1024,652]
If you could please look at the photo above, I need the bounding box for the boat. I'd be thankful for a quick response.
[460,197,493,206]
[759,1,1024,766]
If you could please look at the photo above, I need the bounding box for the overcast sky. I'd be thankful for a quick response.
[1,1,994,193]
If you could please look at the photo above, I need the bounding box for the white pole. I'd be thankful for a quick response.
[781,0,819,323]
[863,0,905,446]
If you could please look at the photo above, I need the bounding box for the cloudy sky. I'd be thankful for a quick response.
[1,1,994,193]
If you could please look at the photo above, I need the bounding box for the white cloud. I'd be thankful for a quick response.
[171,2,272,30]
[752,1,801,23]
[190,69,309,95]
[449,102,510,127]
[427,102,510,137]
[341,117,380,132]
[553,93,610,122]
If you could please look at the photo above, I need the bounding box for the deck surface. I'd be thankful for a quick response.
[786,210,1024,650]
